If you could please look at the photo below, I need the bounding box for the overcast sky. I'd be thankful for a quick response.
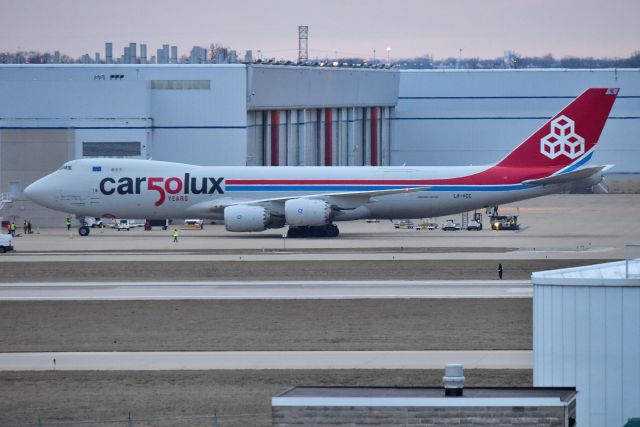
[2,0,638,60]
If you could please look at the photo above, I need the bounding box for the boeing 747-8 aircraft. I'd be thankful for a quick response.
[25,88,618,237]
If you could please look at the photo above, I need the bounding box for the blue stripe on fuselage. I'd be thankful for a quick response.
[555,151,594,175]
[225,184,532,192]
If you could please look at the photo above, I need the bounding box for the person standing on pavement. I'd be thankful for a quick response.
[172,228,179,243]
[497,263,504,280]
[10,222,16,237]
[66,217,71,231]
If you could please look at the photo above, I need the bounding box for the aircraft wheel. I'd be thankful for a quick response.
[78,226,90,237]
[287,227,301,238]
[326,224,339,237]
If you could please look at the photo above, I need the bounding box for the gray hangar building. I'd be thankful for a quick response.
[0,64,638,226]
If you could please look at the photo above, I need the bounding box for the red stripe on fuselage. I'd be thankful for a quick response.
[225,166,559,186]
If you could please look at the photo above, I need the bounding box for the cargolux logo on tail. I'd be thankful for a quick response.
[540,115,585,160]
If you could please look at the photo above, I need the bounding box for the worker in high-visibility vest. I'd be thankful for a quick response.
[172,229,179,243]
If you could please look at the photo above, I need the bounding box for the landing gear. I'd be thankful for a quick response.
[287,224,340,238]
[78,226,90,237]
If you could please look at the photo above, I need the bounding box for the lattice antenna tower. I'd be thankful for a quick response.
[298,26,309,63]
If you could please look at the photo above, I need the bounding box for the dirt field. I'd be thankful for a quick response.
[0,299,531,352]
[4,259,606,282]
[0,369,533,427]
[0,259,573,426]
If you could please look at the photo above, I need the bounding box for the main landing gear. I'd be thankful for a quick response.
[78,225,90,236]
[287,224,340,238]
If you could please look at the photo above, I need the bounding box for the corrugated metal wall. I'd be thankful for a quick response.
[394,69,640,173]
[246,106,392,166]
[533,282,640,427]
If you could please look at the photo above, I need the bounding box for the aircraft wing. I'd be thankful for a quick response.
[187,186,430,215]
[522,166,608,186]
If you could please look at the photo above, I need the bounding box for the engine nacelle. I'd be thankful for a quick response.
[224,205,272,232]
[285,199,332,227]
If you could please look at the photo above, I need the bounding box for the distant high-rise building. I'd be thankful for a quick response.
[157,45,168,64]
[190,46,208,64]
[53,50,60,64]
[140,44,147,64]
[170,46,178,64]
[129,42,137,63]
[216,48,228,64]
[124,46,130,64]
[229,50,237,63]
[150,55,156,64]
[105,42,113,64]
[95,52,101,63]
[244,50,253,63]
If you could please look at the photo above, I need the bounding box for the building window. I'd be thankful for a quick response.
[150,80,210,90]
[9,181,20,199]
[82,142,141,157]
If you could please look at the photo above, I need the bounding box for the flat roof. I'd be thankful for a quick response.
[532,259,640,287]
[273,386,577,408]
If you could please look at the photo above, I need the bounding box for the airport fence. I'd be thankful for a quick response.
[4,411,272,427]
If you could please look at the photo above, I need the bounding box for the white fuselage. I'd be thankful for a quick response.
[25,158,591,224]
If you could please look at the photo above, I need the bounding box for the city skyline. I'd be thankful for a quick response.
[2,0,639,61]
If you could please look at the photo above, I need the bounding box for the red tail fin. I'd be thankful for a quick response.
[497,88,618,170]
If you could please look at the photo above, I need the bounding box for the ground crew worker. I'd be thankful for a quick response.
[498,263,503,280]
[10,222,16,237]
[172,228,179,243]
[66,218,71,231]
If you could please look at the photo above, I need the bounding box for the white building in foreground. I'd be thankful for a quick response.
[533,257,640,427]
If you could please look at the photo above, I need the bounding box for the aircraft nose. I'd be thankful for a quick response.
[24,179,49,206]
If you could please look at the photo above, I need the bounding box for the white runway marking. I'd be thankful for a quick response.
[0,280,532,300]
[0,350,532,371]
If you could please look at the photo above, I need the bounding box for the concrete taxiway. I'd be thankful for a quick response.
[0,350,532,371]
[2,195,638,261]
[0,280,532,300]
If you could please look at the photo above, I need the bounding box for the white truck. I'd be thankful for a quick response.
[115,219,130,231]
[442,219,461,231]
[0,234,14,253]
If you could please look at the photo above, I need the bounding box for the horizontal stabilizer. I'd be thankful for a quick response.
[522,166,607,186]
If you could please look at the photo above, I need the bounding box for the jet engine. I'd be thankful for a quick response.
[224,205,282,232]
[285,199,332,227]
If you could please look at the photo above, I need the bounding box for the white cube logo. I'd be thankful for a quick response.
[540,115,585,160]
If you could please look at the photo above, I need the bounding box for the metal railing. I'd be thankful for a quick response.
[0,193,11,210]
